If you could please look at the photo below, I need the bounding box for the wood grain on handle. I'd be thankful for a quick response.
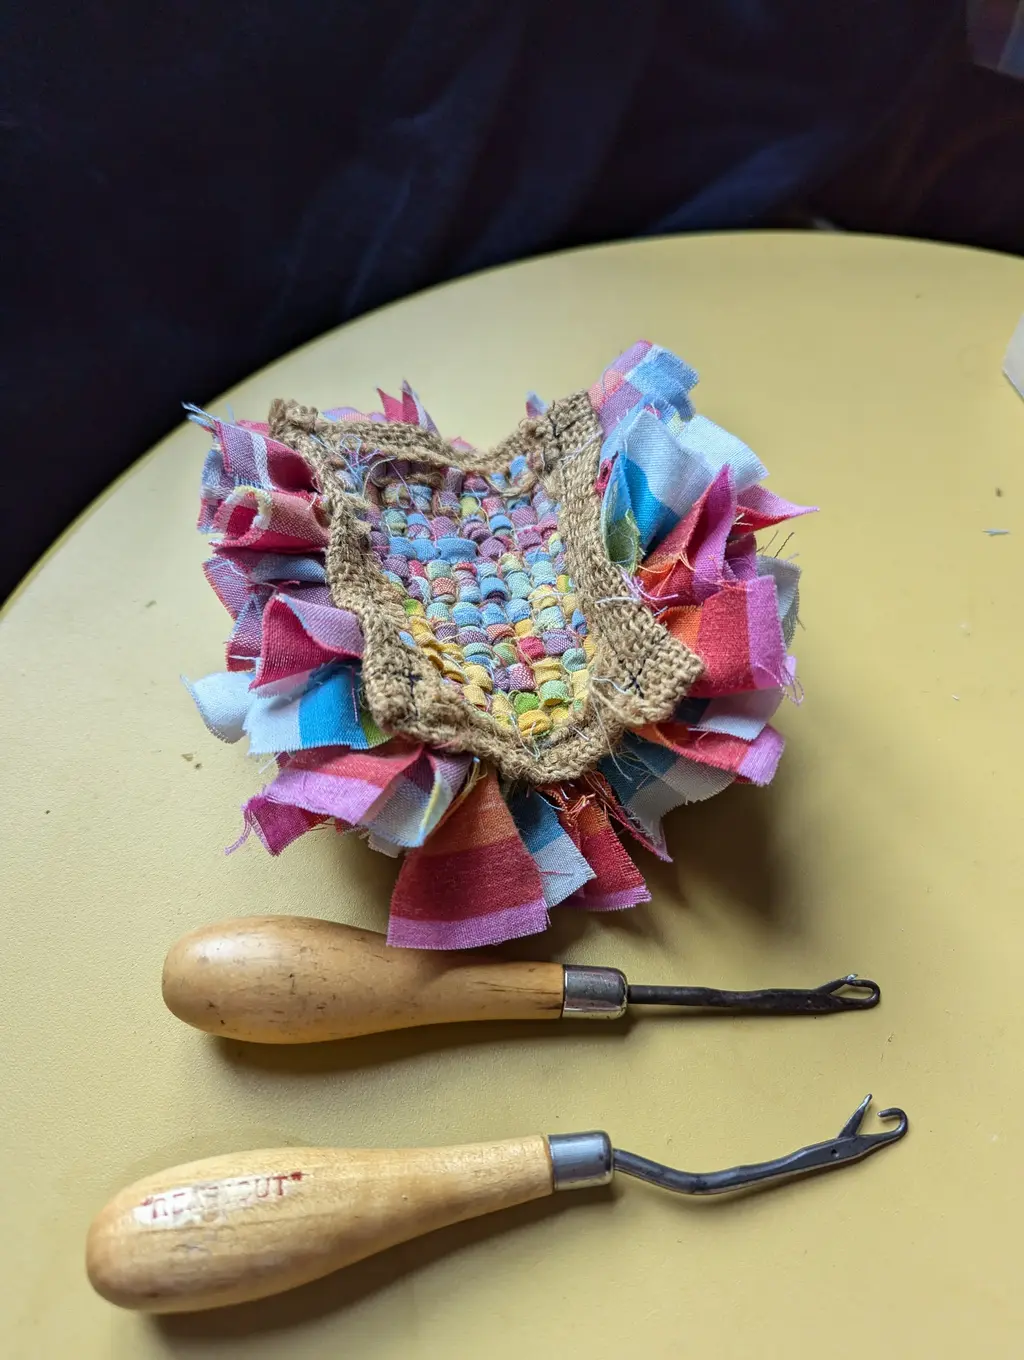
[162,916,565,1043]
[86,1136,554,1313]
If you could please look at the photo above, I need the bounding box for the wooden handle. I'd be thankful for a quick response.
[86,1137,554,1312]
[162,916,565,1043]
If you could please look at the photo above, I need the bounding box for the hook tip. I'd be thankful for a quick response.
[838,1098,908,1146]
[876,1106,910,1138]
[849,976,882,1006]
[819,976,881,1009]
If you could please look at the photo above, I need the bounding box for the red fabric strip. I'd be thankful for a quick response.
[562,801,650,911]
[389,773,546,924]
[690,583,753,695]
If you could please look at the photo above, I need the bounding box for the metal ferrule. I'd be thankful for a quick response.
[548,1131,614,1190]
[561,965,628,1019]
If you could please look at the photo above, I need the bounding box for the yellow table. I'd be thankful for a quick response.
[4,233,1023,1358]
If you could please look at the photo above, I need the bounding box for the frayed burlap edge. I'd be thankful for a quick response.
[268,391,703,784]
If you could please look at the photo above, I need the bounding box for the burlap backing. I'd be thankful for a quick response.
[268,391,703,783]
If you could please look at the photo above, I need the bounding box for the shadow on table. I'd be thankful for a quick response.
[211,775,797,1081]
[155,1185,611,1343]
[635,776,799,939]
[154,1127,836,1345]
[319,768,797,956]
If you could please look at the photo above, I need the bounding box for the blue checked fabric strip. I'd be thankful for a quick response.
[599,733,734,851]
[509,789,595,906]
[186,665,386,754]
[598,347,767,561]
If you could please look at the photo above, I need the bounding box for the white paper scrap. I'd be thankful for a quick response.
[1006,314,1024,399]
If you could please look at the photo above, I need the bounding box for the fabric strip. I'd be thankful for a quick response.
[387,773,549,948]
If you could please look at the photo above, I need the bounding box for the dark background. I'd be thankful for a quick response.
[3,1,1022,601]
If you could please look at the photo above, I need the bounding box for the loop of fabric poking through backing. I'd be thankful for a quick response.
[267,391,703,783]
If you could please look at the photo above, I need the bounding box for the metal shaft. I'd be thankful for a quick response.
[561,967,881,1018]
[611,1096,907,1196]
[626,974,880,1014]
